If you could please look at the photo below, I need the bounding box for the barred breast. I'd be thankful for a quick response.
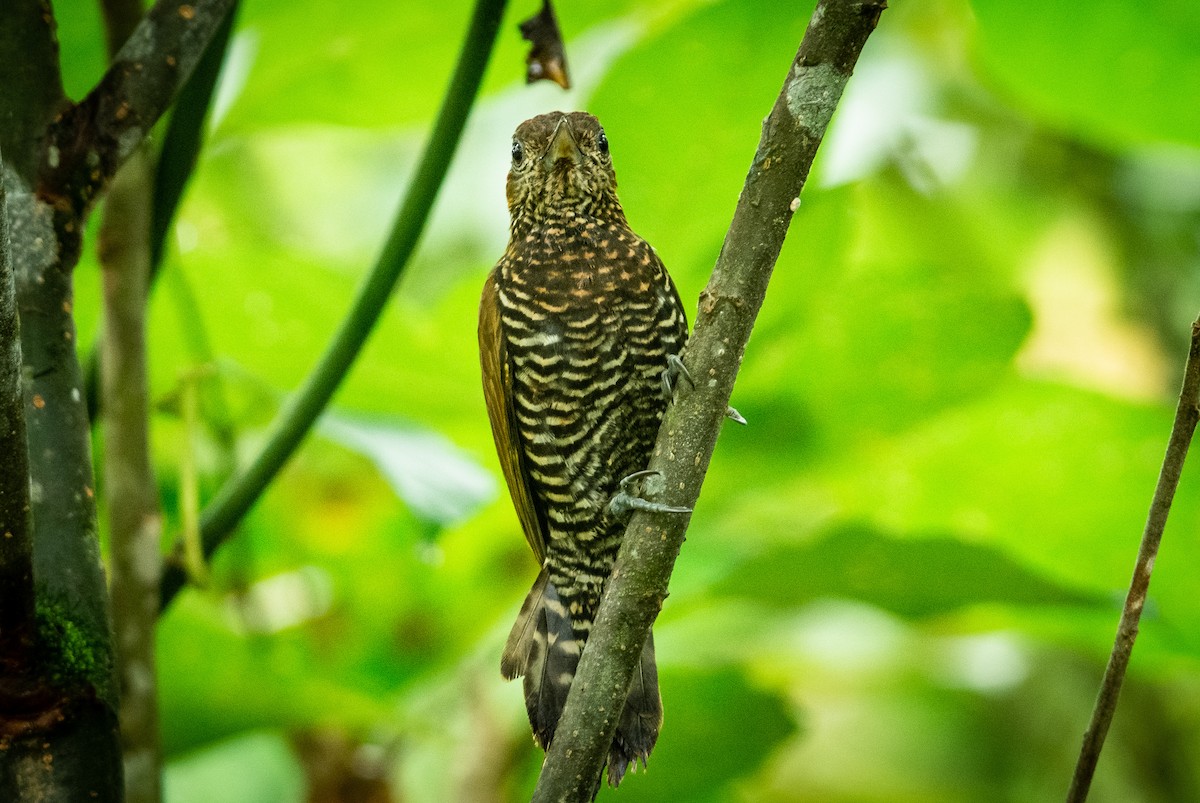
[495,211,687,637]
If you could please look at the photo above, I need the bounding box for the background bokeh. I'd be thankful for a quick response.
[56,0,1200,799]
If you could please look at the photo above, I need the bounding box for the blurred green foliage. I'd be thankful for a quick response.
[52,0,1200,799]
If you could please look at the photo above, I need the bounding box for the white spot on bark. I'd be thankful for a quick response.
[117,22,159,63]
[786,62,848,136]
[2,170,57,288]
[118,128,147,160]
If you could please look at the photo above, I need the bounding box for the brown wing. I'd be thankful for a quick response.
[479,269,548,564]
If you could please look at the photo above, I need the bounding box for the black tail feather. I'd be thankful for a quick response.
[502,570,580,749]
[607,632,662,787]
[502,573,662,790]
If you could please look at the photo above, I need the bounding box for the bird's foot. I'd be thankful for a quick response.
[662,354,746,424]
[661,354,694,400]
[606,470,691,519]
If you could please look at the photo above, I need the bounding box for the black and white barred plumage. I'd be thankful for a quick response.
[479,111,686,788]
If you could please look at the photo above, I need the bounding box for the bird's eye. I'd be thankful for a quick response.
[597,130,609,156]
[512,140,524,163]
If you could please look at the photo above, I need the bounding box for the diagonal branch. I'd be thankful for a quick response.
[84,1,241,425]
[158,0,511,610]
[40,0,237,218]
[530,0,886,798]
[1066,316,1200,802]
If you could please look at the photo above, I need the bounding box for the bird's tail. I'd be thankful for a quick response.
[607,632,662,787]
[502,570,663,788]
[502,569,579,751]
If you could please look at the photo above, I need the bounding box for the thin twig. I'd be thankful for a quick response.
[1066,317,1200,801]
[149,2,241,275]
[530,1,887,798]
[159,0,511,610]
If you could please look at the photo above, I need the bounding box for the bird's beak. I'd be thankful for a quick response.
[542,119,583,170]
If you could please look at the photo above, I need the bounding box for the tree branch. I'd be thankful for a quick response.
[530,1,886,798]
[0,0,125,796]
[96,0,167,794]
[0,0,66,184]
[5,135,124,803]
[159,0,511,609]
[84,1,241,427]
[100,144,164,803]
[0,148,36,657]
[40,0,237,218]
[0,1,237,796]
[1066,316,1200,801]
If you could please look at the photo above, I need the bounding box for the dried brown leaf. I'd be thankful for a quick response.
[519,0,570,89]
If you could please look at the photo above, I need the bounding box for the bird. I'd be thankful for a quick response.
[478,111,688,789]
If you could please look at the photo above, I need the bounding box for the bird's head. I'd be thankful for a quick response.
[506,111,623,233]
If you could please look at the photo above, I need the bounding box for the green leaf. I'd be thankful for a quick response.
[159,594,384,755]
[164,731,305,803]
[53,0,107,101]
[815,380,1172,584]
[714,522,1105,619]
[805,378,1200,662]
[970,0,1200,148]
[320,412,497,526]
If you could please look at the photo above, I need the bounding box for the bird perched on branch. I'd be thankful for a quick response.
[479,111,688,788]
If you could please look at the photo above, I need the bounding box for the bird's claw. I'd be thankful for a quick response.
[662,355,745,424]
[661,354,694,400]
[606,469,691,518]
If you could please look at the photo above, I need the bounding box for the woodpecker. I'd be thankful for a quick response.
[479,111,687,787]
